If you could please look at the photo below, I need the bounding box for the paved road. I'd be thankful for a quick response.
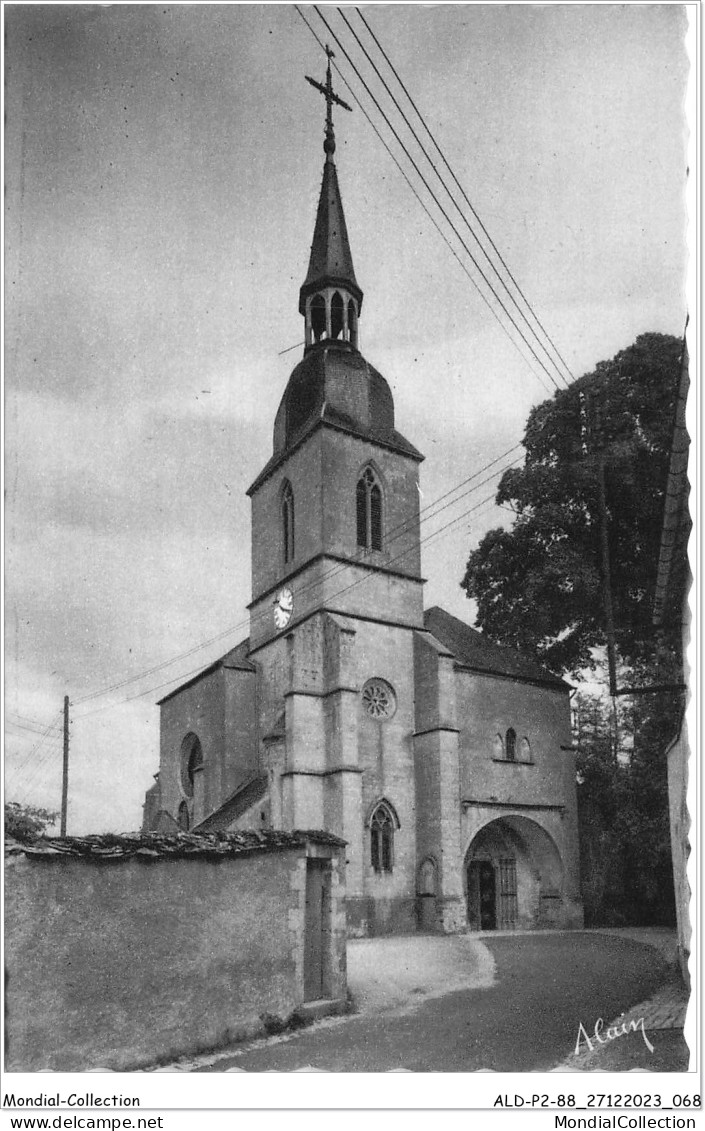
[197,933,672,1073]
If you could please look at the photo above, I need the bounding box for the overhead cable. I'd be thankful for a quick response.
[339,6,572,390]
[293,5,555,395]
[353,6,574,387]
[73,458,521,721]
[312,5,564,393]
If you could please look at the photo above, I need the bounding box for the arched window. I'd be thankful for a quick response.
[505,728,517,762]
[493,734,504,759]
[177,801,190,831]
[520,736,532,762]
[180,733,203,798]
[281,480,295,564]
[370,802,396,873]
[331,291,344,339]
[348,299,357,347]
[356,466,382,551]
[311,294,326,341]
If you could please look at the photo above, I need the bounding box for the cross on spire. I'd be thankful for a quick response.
[305,45,352,162]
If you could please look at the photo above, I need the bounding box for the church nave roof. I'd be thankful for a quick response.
[424,606,568,690]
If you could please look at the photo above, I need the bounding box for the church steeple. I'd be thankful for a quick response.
[299,47,363,351]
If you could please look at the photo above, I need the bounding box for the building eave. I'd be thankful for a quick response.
[453,662,571,693]
[247,415,423,497]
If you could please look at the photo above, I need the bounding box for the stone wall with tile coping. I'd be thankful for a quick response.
[4,834,346,1072]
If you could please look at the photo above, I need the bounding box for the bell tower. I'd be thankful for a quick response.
[238,49,429,932]
[246,47,425,652]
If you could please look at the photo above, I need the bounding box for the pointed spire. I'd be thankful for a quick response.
[300,159,361,304]
[300,47,363,349]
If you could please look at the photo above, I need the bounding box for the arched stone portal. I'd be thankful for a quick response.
[464,815,564,931]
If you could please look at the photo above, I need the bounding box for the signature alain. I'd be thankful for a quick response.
[575,1014,654,1056]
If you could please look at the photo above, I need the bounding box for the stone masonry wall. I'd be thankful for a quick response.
[159,668,225,826]
[457,671,583,927]
[5,841,346,1071]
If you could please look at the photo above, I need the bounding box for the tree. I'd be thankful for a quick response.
[4,801,59,842]
[461,333,684,676]
[574,692,675,927]
[573,693,629,924]
[461,333,686,928]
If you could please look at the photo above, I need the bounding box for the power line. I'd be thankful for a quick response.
[15,745,61,799]
[73,458,520,721]
[293,5,555,395]
[6,724,52,742]
[338,6,572,391]
[5,710,65,783]
[6,717,62,738]
[241,455,521,641]
[70,619,251,707]
[13,741,63,808]
[311,5,564,393]
[5,738,63,791]
[353,6,574,388]
[5,739,63,787]
[72,445,522,714]
[6,711,62,733]
[69,16,554,717]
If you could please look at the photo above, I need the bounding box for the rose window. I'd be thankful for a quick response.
[362,679,396,720]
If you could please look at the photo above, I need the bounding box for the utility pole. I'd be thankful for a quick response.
[60,695,69,836]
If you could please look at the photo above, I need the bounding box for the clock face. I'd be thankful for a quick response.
[273,587,294,629]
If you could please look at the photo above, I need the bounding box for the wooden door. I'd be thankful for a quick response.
[304,860,328,1001]
[468,860,497,930]
[478,861,497,929]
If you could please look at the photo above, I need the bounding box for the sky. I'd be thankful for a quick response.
[4,3,690,833]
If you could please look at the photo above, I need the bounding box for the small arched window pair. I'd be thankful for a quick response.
[357,466,382,551]
[281,480,294,564]
[494,729,531,762]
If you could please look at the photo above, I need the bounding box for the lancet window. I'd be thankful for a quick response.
[356,466,382,551]
[282,480,295,564]
[370,802,396,874]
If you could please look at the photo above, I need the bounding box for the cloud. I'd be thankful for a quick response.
[7,386,266,531]
[4,4,689,834]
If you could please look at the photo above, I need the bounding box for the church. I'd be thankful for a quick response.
[143,54,583,938]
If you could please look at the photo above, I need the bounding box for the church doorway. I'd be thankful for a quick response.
[303,859,331,1001]
[465,816,563,931]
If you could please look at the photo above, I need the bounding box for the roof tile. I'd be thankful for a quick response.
[6,829,345,862]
